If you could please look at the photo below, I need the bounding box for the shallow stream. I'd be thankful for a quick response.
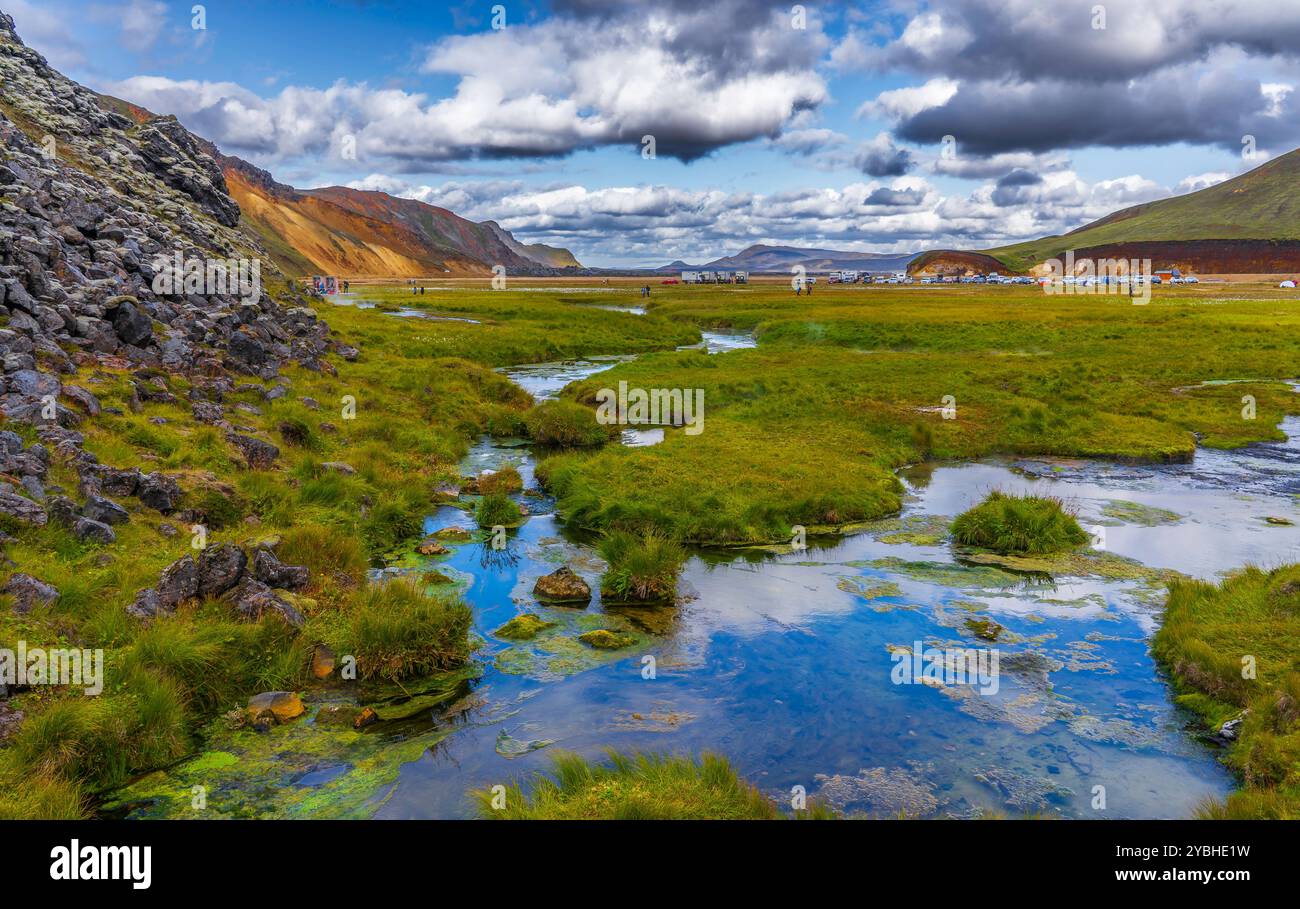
[107,330,1300,819]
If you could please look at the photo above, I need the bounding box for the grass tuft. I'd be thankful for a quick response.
[951,491,1089,555]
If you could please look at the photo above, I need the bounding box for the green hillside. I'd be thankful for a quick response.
[987,148,1300,272]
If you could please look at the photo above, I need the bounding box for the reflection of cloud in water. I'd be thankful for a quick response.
[680,559,861,631]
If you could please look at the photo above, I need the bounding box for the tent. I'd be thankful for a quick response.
[1281,280,1297,288]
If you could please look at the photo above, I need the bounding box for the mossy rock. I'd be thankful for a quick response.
[494,613,557,640]
[578,629,636,650]
[964,617,1004,641]
[433,526,473,541]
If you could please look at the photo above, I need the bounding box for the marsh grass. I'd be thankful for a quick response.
[524,399,610,447]
[472,750,834,819]
[598,530,686,604]
[10,278,1300,817]
[313,578,472,682]
[277,523,368,586]
[1154,565,1300,818]
[951,491,1090,555]
[475,465,523,495]
[475,492,523,527]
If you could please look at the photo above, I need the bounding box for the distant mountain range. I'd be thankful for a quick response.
[660,244,920,274]
[915,149,1300,276]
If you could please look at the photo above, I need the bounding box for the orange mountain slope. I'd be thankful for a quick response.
[220,155,580,278]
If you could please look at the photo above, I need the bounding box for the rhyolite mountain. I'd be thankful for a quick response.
[213,152,581,278]
[662,244,920,274]
[915,149,1300,276]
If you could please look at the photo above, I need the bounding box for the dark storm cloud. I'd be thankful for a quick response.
[895,65,1300,155]
[872,0,1300,83]
[856,0,1300,156]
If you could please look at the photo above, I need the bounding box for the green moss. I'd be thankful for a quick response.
[494,613,558,640]
[578,629,636,649]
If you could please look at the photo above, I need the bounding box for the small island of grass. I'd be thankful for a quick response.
[598,530,686,605]
[950,491,1090,555]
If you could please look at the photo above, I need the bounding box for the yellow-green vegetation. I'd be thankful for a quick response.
[598,530,686,604]
[475,466,523,495]
[951,491,1090,555]
[7,277,1300,819]
[473,750,834,819]
[1153,565,1300,819]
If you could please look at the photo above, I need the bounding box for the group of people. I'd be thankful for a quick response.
[640,285,652,297]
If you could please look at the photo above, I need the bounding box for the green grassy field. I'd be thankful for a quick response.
[540,281,1300,543]
[4,277,1300,818]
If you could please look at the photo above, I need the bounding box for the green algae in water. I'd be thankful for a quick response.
[102,670,480,820]
[836,577,904,601]
[865,514,952,546]
[492,606,649,680]
[959,549,1183,586]
[495,728,556,758]
[103,710,453,819]
[1099,499,1183,527]
[850,557,1025,590]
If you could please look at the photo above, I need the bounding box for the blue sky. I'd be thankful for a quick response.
[10,0,1299,266]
